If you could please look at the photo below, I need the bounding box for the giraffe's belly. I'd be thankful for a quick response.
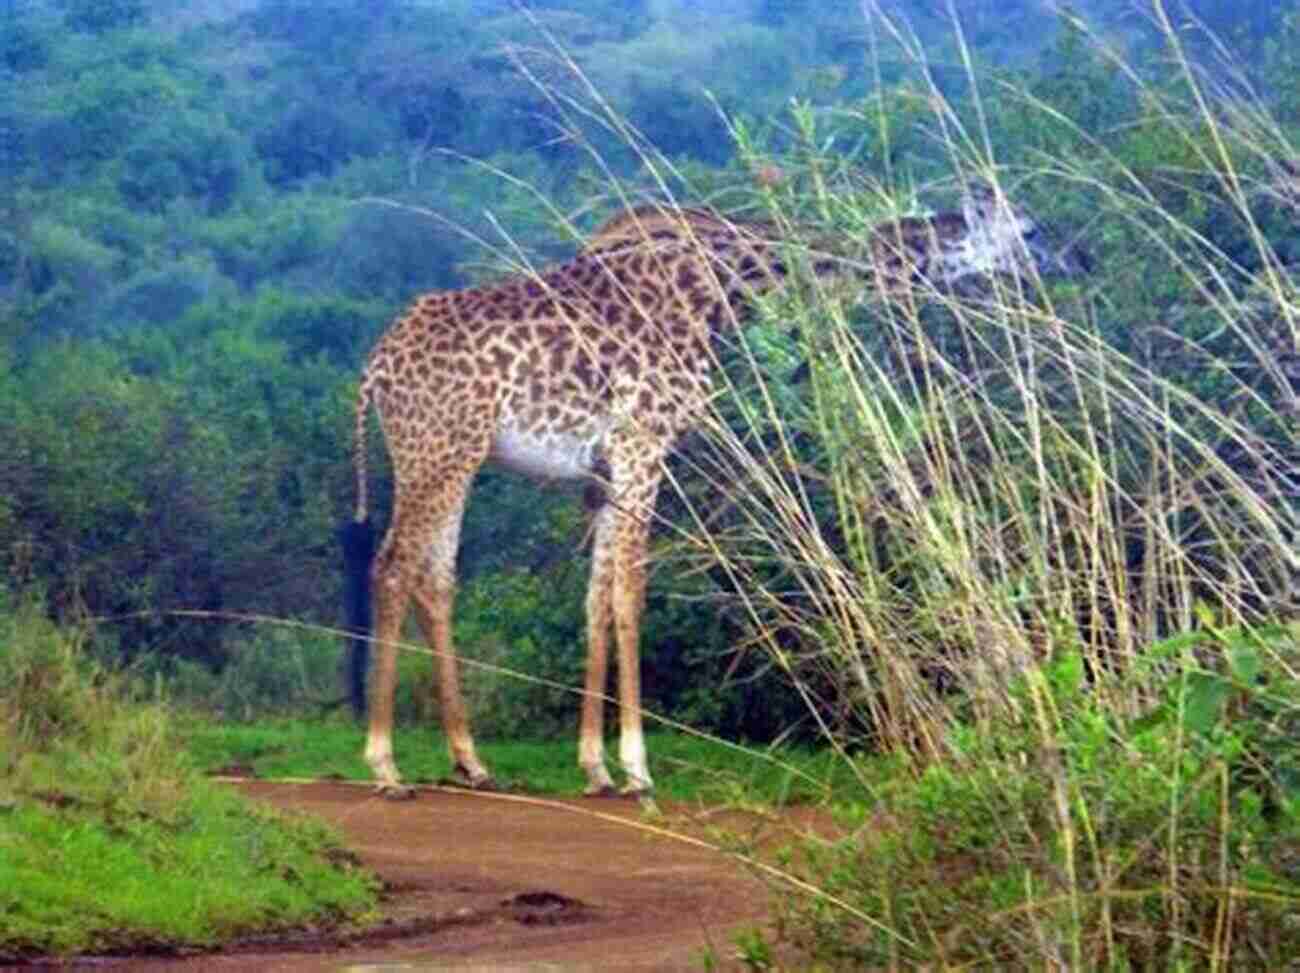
[489,424,606,481]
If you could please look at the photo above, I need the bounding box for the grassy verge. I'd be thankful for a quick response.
[667,1,1300,963]
[0,601,378,962]
[21,3,1294,966]
[183,715,862,806]
[742,624,1300,967]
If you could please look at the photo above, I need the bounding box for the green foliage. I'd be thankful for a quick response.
[0,314,359,664]
[253,96,390,185]
[761,625,1300,968]
[24,218,120,318]
[732,926,776,970]
[1,11,53,72]
[449,568,588,739]
[103,257,234,328]
[60,0,148,33]
[117,110,246,214]
[1137,614,1300,816]
[0,601,377,960]
[755,0,817,28]
[26,54,191,176]
[329,202,464,302]
[148,628,347,722]
[198,197,342,291]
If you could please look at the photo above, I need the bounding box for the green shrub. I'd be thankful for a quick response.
[758,624,1300,968]
[0,598,376,961]
[140,627,346,722]
[61,0,148,34]
[648,6,1300,966]
[117,111,246,215]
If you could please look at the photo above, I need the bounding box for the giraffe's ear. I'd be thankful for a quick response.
[961,180,998,229]
[752,161,786,188]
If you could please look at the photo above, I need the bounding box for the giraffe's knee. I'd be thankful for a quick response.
[586,576,613,622]
[370,541,399,586]
[372,540,422,597]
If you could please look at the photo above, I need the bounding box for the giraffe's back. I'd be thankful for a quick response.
[363,237,736,481]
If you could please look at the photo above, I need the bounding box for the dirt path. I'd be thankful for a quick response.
[129,780,781,972]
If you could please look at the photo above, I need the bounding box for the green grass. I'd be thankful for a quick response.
[0,784,376,958]
[0,603,378,962]
[182,715,863,805]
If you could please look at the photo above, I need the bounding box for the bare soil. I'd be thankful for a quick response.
[108,779,788,972]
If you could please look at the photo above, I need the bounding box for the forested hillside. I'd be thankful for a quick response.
[0,0,1295,733]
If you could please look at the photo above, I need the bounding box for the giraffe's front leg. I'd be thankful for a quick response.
[612,571,652,796]
[611,509,654,797]
[364,727,409,797]
[580,506,617,795]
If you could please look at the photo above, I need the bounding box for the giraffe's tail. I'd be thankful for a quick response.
[352,377,372,525]
[340,517,375,717]
[340,378,377,718]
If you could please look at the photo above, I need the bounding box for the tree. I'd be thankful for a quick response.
[61,0,147,33]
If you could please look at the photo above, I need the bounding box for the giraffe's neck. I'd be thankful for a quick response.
[407,197,1079,487]
[590,194,1075,310]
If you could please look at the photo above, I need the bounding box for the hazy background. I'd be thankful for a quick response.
[1,0,1296,732]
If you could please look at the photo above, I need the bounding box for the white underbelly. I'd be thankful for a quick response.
[490,424,606,480]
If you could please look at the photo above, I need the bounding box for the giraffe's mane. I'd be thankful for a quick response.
[583,204,767,253]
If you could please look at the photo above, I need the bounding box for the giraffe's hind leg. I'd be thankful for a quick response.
[365,525,414,796]
[364,462,485,797]
[411,580,491,788]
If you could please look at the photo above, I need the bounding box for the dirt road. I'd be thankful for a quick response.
[130,780,781,972]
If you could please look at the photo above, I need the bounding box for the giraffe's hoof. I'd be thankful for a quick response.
[582,764,617,796]
[375,782,417,801]
[619,772,654,797]
[444,766,497,791]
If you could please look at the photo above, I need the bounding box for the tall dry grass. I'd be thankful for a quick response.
[595,2,1297,965]
[546,2,1292,752]
[360,2,1299,963]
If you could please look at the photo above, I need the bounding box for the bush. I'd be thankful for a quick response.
[117,112,246,215]
[200,199,340,290]
[61,0,148,34]
[254,98,389,185]
[671,6,1300,967]
[0,321,356,666]
[0,598,376,960]
[101,259,233,328]
[143,627,347,722]
[757,624,1300,968]
[1,13,53,72]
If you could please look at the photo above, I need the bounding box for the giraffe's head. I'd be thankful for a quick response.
[950,181,1092,283]
[865,182,1090,297]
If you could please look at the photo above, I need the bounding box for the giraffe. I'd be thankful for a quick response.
[341,182,1089,797]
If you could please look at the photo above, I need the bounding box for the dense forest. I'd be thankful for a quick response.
[0,0,1296,735]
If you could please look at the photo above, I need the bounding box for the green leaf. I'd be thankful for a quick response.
[1144,631,1205,662]
[1229,644,1261,686]
[1193,601,1219,631]
[1129,704,1171,737]
[1049,650,1084,698]
[1183,673,1233,736]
